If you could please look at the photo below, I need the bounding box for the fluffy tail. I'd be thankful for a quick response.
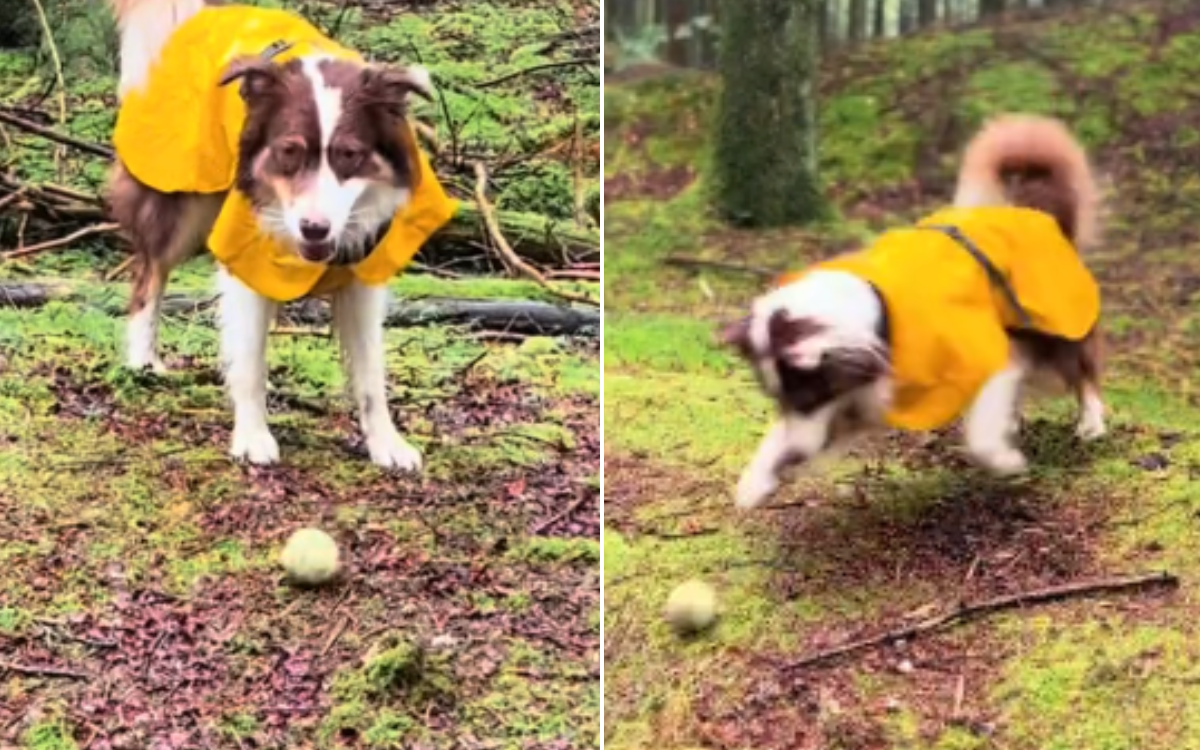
[109,0,213,100]
[953,114,1101,250]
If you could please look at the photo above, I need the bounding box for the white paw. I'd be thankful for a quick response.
[367,430,422,472]
[230,424,280,465]
[127,353,168,375]
[973,446,1028,476]
[735,469,778,510]
[1076,415,1107,441]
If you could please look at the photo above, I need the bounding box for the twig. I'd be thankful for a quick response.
[472,162,598,307]
[476,57,595,89]
[952,673,966,720]
[664,256,776,277]
[27,0,69,178]
[782,571,1179,671]
[0,187,27,212]
[571,108,589,229]
[320,617,351,657]
[532,495,587,535]
[0,660,90,680]
[0,111,112,158]
[3,222,119,259]
[104,255,134,281]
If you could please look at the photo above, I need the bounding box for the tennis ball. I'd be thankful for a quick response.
[665,579,717,635]
[280,528,340,586]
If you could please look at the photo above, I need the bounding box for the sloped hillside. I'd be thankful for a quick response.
[605,3,1200,749]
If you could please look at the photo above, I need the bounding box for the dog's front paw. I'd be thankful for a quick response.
[231,425,280,465]
[367,431,422,472]
[735,469,778,510]
[127,354,168,376]
[1076,413,1107,441]
[973,446,1028,477]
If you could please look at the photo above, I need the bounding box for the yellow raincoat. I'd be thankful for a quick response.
[776,206,1100,431]
[111,6,458,301]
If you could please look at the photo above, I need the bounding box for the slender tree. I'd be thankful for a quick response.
[849,0,868,41]
[874,0,887,39]
[714,0,826,226]
[918,0,938,27]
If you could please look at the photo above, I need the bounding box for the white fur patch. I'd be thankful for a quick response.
[127,305,165,373]
[116,0,208,99]
[331,281,421,471]
[964,361,1029,475]
[218,268,280,464]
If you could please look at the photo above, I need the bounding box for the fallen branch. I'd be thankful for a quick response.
[0,110,113,159]
[2,222,120,259]
[476,57,595,89]
[0,660,90,680]
[782,571,1179,671]
[0,173,600,268]
[472,162,597,307]
[0,281,600,336]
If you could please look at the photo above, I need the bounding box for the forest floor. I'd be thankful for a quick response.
[0,1,600,749]
[605,3,1200,749]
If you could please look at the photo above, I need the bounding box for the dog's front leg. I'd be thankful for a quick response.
[219,268,280,464]
[736,405,836,510]
[964,362,1028,476]
[332,281,421,472]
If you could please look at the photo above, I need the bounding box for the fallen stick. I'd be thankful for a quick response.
[0,282,600,336]
[472,162,598,307]
[476,57,595,89]
[782,571,1179,671]
[0,110,113,159]
[0,660,90,680]
[2,222,120,259]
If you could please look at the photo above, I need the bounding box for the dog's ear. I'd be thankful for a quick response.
[822,345,890,393]
[718,316,753,357]
[767,310,827,369]
[359,64,434,116]
[219,56,284,101]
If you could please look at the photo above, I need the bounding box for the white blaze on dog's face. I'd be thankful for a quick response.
[222,55,434,264]
[722,270,893,415]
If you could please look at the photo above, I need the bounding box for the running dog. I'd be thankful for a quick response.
[723,114,1106,509]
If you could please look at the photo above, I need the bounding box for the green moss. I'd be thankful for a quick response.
[822,92,919,188]
[605,313,738,375]
[23,717,79,750]
[959,61,1063,127]
[508,537,600,564]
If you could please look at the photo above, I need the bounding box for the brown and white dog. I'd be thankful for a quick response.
[723,115,1106,509]
[106,0,435,469]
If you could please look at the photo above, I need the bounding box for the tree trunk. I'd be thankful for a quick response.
[874,0,887,38]
[849,0,868,41]
[714,0,826,227]
[900,0,917,33]
[979,0,1005,14]
[918,0,938,27]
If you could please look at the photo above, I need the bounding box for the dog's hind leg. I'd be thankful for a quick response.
[218,267,280,464]
[332,280,422,472]
[109,166,220,372]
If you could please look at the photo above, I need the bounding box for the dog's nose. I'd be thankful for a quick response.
[300,219,331,242]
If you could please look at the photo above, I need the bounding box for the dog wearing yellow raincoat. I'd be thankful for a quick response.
[722,114,1107,509]
[105,0,458,470]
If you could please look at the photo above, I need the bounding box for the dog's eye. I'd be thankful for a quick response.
[273,141,305,175]
[331,145,365,173]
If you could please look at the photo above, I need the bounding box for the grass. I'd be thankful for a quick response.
[604,2,1200,748]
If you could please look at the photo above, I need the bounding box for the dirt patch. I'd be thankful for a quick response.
[604,166,697,202]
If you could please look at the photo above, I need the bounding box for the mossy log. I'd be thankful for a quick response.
[428,203,599,267]
[0,281,599,337]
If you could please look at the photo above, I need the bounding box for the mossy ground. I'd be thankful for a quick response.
[605,3,1200,748]
[0,1,598,748]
